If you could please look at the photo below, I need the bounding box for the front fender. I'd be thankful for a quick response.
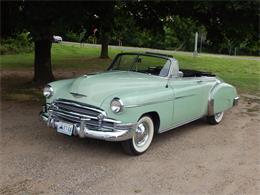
[100,87,174,130]
[208,82,238,115]
[46,79,74,103]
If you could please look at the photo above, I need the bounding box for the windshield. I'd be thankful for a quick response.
[109,54,171,77]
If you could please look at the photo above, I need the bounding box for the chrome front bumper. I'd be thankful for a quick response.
[40,111,136,142]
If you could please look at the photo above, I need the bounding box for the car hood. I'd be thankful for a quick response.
[68,71,166,106]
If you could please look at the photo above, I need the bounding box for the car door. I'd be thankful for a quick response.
[169,77,213,126]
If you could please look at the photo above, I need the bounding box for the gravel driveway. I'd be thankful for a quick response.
[0,96,259,194]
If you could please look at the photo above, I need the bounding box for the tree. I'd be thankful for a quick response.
[97,1,115,58]
[112,3,161,48]
[164,16,205,51]
[118,1,258,55]
[22,2,98,84]
[1,1,22,39]
[112,1,165,49]
[1,0,258,86]
[2,1,116,84]
[189,1,259,55]
[2,1,98,84]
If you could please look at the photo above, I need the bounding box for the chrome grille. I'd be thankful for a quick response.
[55,102,98,117]
[48,99,115,131]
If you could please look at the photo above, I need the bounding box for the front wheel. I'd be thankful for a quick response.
[207,111,224,125]
[122,116,154,155]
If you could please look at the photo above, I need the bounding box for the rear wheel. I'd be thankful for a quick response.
[122,116,154,155]
[207,111,224,125]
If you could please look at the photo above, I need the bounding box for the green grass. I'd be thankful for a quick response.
[1,43,260,97]
[173,53,260,94]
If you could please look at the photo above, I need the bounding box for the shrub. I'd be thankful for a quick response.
[0,32,33,55]
[63,31,81,42]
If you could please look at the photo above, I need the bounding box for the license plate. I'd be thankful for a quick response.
[57,122,73,136]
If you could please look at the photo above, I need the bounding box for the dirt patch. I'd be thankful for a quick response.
[1,98,259,194]
[1,70,260,194]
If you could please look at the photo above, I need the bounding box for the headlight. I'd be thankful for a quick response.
[110,98,124,113]
[43,85,53,98]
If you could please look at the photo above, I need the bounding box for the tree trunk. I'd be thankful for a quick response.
[100,32,109,58]
[99,2,115,59]
[33,39,54,85]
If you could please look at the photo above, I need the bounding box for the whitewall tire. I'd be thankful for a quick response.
[122,116,154,155]
[207,111,224,125]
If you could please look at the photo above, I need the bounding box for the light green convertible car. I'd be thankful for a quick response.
[40,52,239,155]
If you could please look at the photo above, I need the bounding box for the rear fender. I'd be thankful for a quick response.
[208,82,237,116]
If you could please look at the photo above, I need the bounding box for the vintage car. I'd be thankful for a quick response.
[53,35,62,43]
[40,52,239,155]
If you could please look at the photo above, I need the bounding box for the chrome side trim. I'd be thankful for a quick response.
[125,99,173,108]
[174,94,195,100]
[173,77,216,81]
[159,115,205,133]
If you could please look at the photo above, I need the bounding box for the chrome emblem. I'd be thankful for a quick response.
[97,113,105,121]
[97,113,105,127]
[70,92,87,98]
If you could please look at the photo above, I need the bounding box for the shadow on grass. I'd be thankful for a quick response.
[0,65,108,102]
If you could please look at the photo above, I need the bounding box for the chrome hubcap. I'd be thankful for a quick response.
[215,112,224,123]
[135,123,149,147]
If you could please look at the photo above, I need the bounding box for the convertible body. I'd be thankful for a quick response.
[40,52,239,155]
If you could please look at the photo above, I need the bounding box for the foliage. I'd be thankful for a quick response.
[111,5,165,49]
[110,1,258,55]
[0,32,33,55]
[1,44,259,94]
[164,16,206,51]
[63,31,81,42]
[3,1,257,56]
[189,1,259,55]
[1,1,108,84]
